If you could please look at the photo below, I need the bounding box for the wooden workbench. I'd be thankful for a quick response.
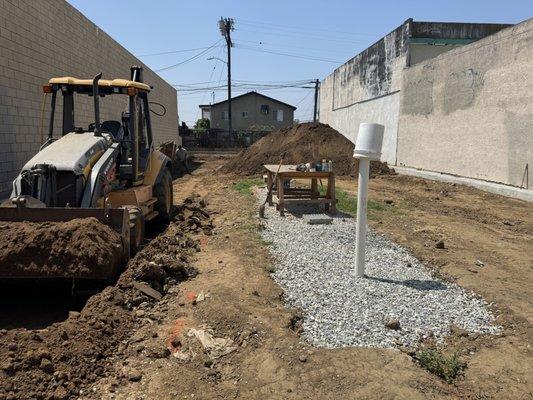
[264,164,336,216]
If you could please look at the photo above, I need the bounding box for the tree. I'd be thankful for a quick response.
[194,118,210,132]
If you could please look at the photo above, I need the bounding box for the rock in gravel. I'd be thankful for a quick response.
[127,369,143,382]
[299,354,308,363]
[475,260,485,267]
[434,239,446,249]
[385,319,401,330]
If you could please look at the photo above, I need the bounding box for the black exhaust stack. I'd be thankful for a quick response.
[130,66,144,83]
[92,72,103,136]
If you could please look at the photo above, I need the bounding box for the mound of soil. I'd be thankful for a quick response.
[0,218,123,279]
[221,123,392,177]
[0,197,212,400]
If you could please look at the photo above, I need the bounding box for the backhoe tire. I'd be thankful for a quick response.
[128,207,145,255]
[154,167,173,222]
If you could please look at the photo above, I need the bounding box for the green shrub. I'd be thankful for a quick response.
[232,179,264,195]
[318,187,384,217]
[415,348,466,383]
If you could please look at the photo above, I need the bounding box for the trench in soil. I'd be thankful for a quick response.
[0,216,171,331]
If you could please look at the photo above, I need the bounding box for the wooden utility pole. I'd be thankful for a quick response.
[218,17,235,133]
[313,79,319,123]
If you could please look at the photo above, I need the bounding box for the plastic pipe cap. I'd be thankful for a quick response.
[353,123,384,160]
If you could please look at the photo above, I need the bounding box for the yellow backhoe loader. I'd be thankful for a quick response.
[0,66,174,281]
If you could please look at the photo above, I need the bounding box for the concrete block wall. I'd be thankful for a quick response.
[0,0,179,197]
[397,19,533,188]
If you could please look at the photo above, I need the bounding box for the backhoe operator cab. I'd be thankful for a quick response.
[8,66,174,255]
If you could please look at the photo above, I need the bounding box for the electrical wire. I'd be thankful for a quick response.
[235,38,355,55]
[295,90,313,106]
[235,44,343,63]
[238,19,379,38]
[175,83,314,92]
[154,40,222,72]
[197,46,224,118]
[233,78,315,84]
[235,27,367,45]
[173,78,315,86]
[149,101,167,116]
[137,45,224,58]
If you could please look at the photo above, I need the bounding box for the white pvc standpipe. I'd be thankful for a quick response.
[355,158,370,278]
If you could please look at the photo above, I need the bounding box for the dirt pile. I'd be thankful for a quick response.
[0,197,212,400]
[0,218,123,279]
[221,122,392,177]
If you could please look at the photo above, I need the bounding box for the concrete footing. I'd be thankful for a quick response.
[394,166,533,203]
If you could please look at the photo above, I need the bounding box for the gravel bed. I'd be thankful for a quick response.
[258,190,501,348]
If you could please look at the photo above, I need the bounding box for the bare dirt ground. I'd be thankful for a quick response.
[1,156,531,399]
[89,157,531,399]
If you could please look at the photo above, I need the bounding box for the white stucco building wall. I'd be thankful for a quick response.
[319,19,531,193]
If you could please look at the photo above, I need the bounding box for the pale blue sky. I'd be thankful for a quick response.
[67,0,531,125]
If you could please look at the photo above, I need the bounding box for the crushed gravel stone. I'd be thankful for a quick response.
[258,191,501,349]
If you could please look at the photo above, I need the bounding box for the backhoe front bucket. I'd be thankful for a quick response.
[0,205,130,281]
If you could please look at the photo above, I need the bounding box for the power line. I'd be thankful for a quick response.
[238,18,379,38]
[198,46,223,118]
[235,44,343,63]
[235,38,355,55]
[236,27,368,45]
[176,82,315,92]
[154,41,222,72]
[137,45,224,57]
[234,79,315,84]
[212,43,227,106]
[295,90,314,106]
[172,80,222,87]
[173,79,314,87]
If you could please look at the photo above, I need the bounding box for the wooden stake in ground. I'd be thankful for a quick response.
[259,153,285,218]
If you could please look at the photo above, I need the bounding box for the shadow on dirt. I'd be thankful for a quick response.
[0,280,96,330]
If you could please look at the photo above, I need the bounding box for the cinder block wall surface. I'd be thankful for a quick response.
[397,19,533,188]
[0,0,179,197]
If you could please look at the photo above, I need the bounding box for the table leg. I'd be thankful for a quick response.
[267,171,273,206]
[324,176,330,211]
[329,173,336,215]
[311,178,317,199]
[278,176,285,216]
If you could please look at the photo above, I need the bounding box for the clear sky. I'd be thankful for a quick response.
[66,0,531,126]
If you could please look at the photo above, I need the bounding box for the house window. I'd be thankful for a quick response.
[260,104,269,115]
[242,111,248,118]
[221,111,228,120]
[273,109,283,122]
